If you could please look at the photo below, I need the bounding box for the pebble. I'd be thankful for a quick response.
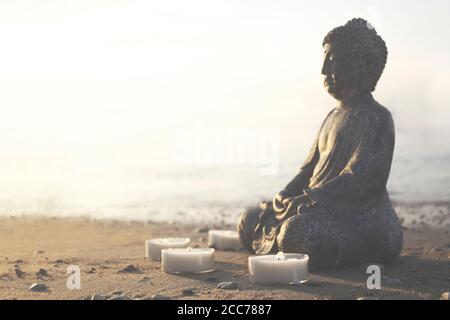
[151,294,171,300]
[36,268,49,278]
[118,265,142,274]
[196,227,209,233]
[217,281,239,290]
[15,268,26,279]
[33,250,45,255]
[87,267,96,274]
[357,297,380,300]
[90,294,107,300]
[441,292,450,300]
[381,276,402,285]
[53,259,65,264]
[181,288,195,296]
[29,283,48,292]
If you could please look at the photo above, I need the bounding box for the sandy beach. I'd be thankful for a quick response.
[0,216,449,300]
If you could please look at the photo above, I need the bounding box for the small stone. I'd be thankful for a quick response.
[33,250,44,255]
[151,294,171,300]
[181,288,195,296]
[87,267,96,274]
[381,276,402,285]
[217,281,239,290]
[14,259,25,264]
[441,292,450,300]
[431,247,443,252]
[53,259,65,264]
[36,268,49,278]
[29,283,48,292]
[91,294,107,300]
[196,227,209,233]
[118,265,142,274]
[15,268,26,279]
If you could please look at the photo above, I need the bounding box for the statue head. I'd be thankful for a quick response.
[322,18,388,102]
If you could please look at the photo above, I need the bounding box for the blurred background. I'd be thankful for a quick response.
[0,0,449,223]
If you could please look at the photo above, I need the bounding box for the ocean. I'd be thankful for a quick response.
[1,118,449,230]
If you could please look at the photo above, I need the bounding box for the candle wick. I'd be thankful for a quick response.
[276,251,286,261]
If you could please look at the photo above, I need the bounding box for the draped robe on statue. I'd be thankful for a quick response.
[238,94,403,269]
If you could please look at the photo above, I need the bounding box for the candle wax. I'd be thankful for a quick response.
[162,247,215,273]
[145,237,190,261]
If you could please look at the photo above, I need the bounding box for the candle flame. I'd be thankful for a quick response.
[276,251,286,261]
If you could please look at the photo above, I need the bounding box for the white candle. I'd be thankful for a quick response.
[248,252,309,285]
[208,230,242,250]
[145,237,190,261]
[161,247,215,273]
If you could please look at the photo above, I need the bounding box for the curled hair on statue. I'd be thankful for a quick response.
[323,18,388,93]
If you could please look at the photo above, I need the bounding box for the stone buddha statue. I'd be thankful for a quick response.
[237,18,403,270]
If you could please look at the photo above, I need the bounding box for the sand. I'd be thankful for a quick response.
[0,216,449,300]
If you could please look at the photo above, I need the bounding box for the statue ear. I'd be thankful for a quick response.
[364,54,379,91]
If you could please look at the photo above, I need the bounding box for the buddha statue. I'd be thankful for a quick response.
[237,18,403,270]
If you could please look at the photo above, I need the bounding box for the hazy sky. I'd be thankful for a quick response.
[0,0,449,207]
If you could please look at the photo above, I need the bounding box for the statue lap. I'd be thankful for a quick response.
[237,192,403,270]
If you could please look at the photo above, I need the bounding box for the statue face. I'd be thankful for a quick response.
[321,42,360,101]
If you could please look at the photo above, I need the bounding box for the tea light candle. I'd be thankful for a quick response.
[145,237,190,261]
[208,230,242,250]
[161,247,215,273]
[248,252,309,285]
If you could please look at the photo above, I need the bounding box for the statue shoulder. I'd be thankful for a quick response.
[371,101,394,127]
[357,99,394,126]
